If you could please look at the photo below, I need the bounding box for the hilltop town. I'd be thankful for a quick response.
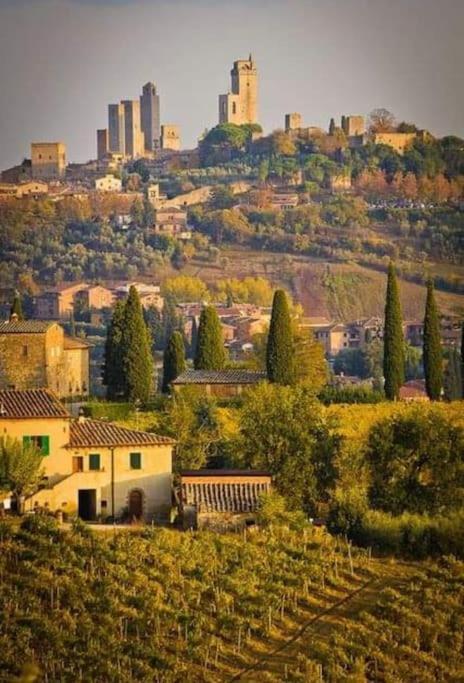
[0,51,464,683]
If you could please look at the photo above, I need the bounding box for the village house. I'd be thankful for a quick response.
[0,180,48,201]
[0,388,174,521]
[179,469,272,529]
[153,206,191,239]
[172,369,266,397]
[0,319,91,398]
[113,282,164,310]
[35,283,114,320]
[94,175,122,192]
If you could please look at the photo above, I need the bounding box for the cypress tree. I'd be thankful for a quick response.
[120,286,154,403]
[444,349,462,401]
[194,306,226,370]
[162,331,186,393]
[10,291,24,321]
[190,316,198,359]
[423,279,443,400]
[103,300,125,399]
[461,322,464,399]
[329,117,336,135]
[383,262,405,400]
[266,289,295,385]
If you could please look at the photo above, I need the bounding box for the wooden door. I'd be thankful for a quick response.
[128,489,143,520]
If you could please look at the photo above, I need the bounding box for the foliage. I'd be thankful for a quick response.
[0,437,43,512]
[444,348,462,400]
[423,279,443,399]
[367,407,464,515]
[162,332,186,393]
[383,262,405,399]
[319,385,384,404]
[120,286,154,403]
[266,289,295,385]
[103,300,125,399]
[239,384,342,513]
[10,291,24,321]
[161,276,209,304]
[194,306,226,370]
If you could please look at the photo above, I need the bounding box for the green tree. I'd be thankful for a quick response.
[103,300,125,399]
[194,306,226,370]
[367,408,464,515]
[209,185,235,210]
[239,384,342,513]
[444,349,462,401]
[162,331,186,393]
[329,117,336,135]
[120,286,154,403]
[266,289,295,385]
[10,291,24,321]
[0,437,44,514]
[383,263,405,400]
[423,280,443,400]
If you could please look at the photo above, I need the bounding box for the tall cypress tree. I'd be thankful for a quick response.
[444,349,462,401]
[266,289,295,385]
[190,316,198,359]
[423,279,443,400]
[194,306,226,370]
[10,291,24,321]
[103,300,125,399]
[383,263,405,400]
[121,286,154,403]
[162,331,186,393]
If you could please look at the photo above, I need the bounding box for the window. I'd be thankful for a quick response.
[23,435,50,456]
[101,500,107,509]
[89,453,101,471]
[22,345,28,357]
[130,452,142,470]
[232,102,237,115]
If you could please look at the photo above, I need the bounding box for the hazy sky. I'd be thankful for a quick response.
[0,0,463,167]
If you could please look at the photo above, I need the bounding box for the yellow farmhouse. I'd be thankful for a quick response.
[0,389,174,522]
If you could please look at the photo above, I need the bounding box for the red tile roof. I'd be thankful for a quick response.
[0,389,70,418]
[68,419,175,448]
[0,321,54,334]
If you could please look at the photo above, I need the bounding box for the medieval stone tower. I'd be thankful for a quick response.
[218,54,258,126]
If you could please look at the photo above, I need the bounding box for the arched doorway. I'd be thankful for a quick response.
[128,489,143,520]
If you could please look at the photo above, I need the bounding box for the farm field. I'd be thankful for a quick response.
[1,518,463,682]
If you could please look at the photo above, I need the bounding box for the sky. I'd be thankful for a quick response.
[0,0,463,168]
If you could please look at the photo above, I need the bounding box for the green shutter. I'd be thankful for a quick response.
[130,452,142,470]
[41,436,50,456]
[23,436,31,449]
[89,453,100,471]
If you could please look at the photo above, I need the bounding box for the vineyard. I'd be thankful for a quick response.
[1,517,463,682]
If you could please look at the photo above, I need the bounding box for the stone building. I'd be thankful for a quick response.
[153,206,189,236]
[140,82,160,152]
[161,125,181,151]
[95,174,122,192]
[0,320,91,398]
[172,369,266,397]
[122,100,145,159]
[31,142,66,179]
[341,115,365,137]
[0,388,174,522]
[108,103,125,155]
[219,55,258,126]
[179,469,271,529]
[35,283,113,320]
[97,129,109,160]
[371,132,416,154]
[285,113,303,132]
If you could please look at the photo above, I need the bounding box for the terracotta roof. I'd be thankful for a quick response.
[68,419,175,448]
[63,336,93,350]
[0,320,54,334]
[399,380,429,400]
[172,370,266,386]
[0,389,70,418]
[180,471,271,513]
[181,469,271,478]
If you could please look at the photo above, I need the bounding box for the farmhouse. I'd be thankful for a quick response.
[0,388,174,521]
[172,369,266,397]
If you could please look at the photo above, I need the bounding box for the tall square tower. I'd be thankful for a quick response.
[218,55,258,126]
[140,82,160,152]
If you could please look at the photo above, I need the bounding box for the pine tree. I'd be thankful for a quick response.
[266,289,295,385]
[423,279,443,400]
[162,331,186,393]
[120,286,154,403]
[10,291,24,321]
[103,301,125,399]
[383,263,405,400]
[194,306,226,370]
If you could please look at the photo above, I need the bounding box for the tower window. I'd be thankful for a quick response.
[232,102,237,115]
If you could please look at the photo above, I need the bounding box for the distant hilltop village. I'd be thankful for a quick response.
[0,54,437,186]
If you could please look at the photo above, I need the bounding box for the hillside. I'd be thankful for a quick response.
[178,247,464,320]
[1,518,463,682]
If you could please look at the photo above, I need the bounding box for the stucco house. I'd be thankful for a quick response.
[0,388,174,522]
